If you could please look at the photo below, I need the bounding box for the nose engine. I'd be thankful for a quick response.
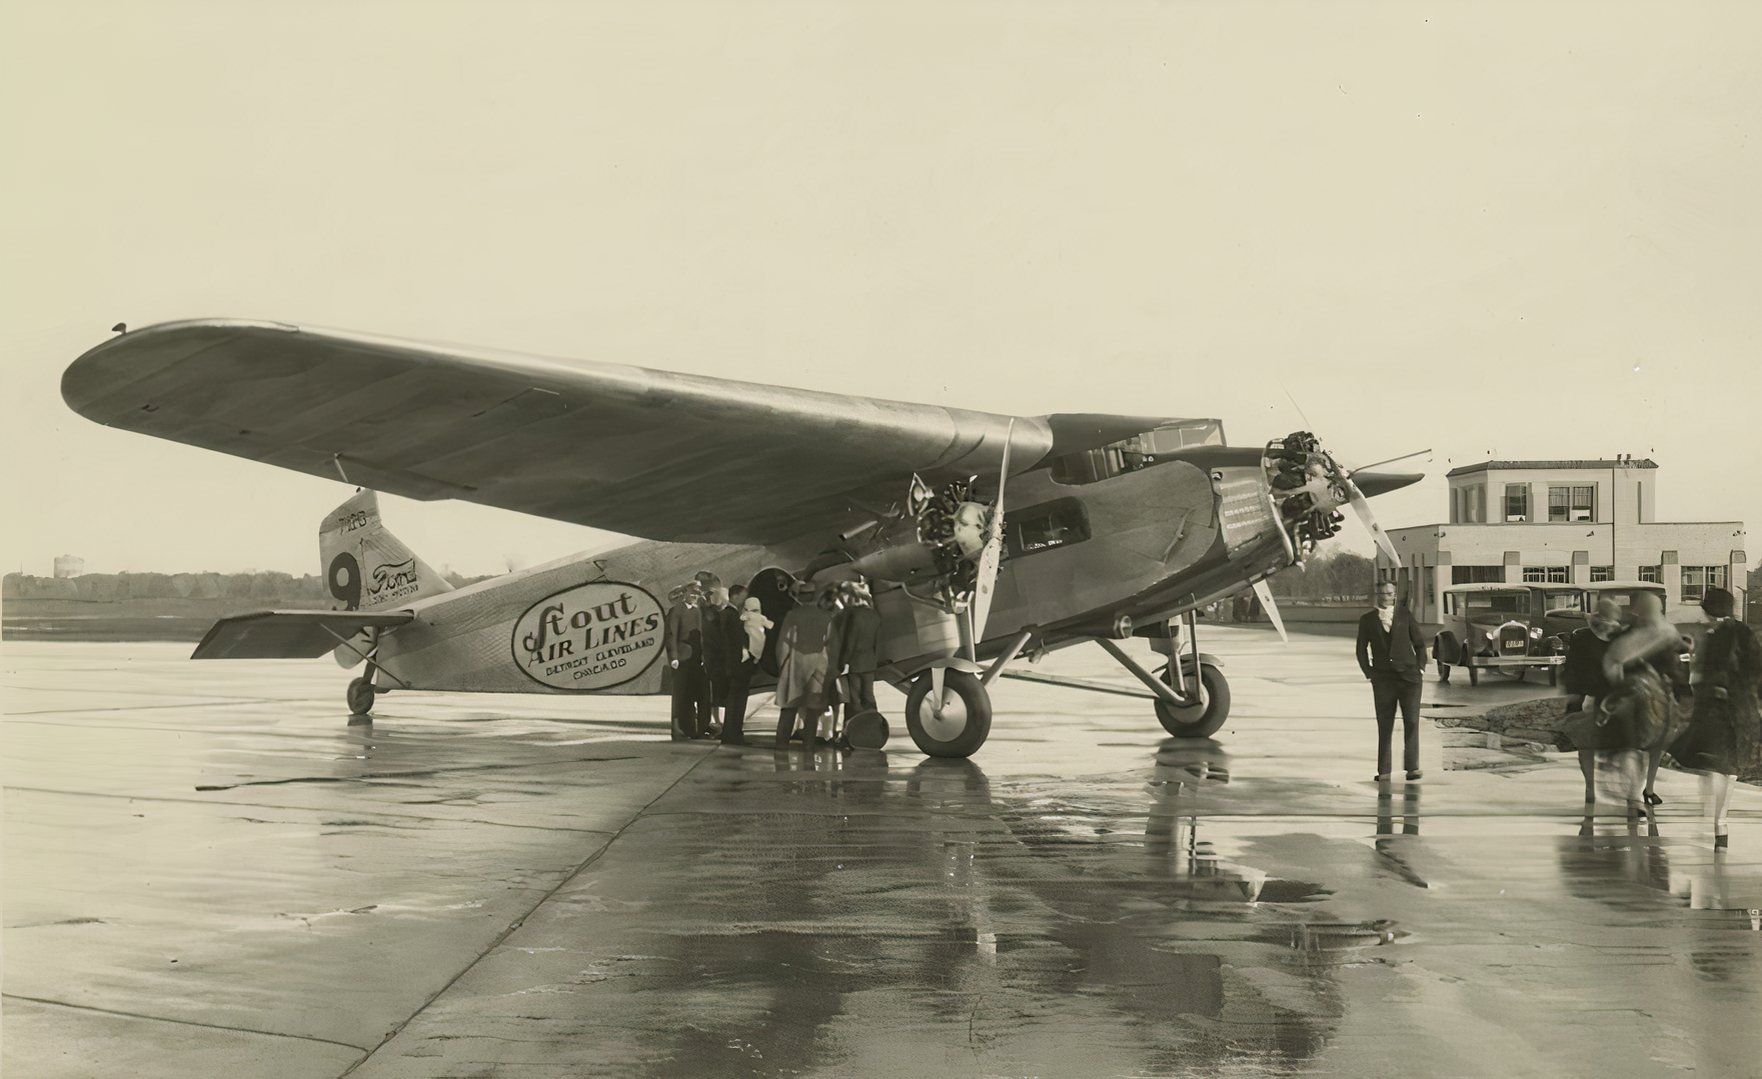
[1265,432,1349,560]
[1264,430,1404,568]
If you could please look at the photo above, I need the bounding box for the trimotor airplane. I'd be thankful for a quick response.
[61,319,1422,758]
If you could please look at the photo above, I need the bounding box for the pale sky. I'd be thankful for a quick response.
[3,1,1758,577]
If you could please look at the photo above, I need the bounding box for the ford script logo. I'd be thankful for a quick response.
[511,581,665,691]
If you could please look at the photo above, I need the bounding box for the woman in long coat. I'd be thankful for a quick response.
[775,582,837,749]
[1669,587,1761,847]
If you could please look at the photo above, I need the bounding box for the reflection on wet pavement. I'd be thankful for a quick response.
[5,633,1762,1077]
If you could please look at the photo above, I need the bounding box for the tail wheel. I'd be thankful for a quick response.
[1153,662,1231,738]
[346,676,376,717]
[904,670,992,758]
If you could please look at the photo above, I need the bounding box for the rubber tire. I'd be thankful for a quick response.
[1436,662,1451,684]
[1512,668,1526,683]
[904,670,992,758]
[1435,634,1459,667]
[1153,663,1231,739]
[346,677,376,716]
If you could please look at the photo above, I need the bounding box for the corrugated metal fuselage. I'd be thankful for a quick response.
[375,451,1289,694]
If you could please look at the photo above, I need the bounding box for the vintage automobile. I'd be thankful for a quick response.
[1539,580,1699,661]
[1432,583,1567,686]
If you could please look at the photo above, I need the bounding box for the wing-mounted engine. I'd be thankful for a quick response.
[844,474,1000,614]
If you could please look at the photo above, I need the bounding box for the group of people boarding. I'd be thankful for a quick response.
[663,572,883,750]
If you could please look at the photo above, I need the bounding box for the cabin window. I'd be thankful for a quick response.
[1004,498,1090,559]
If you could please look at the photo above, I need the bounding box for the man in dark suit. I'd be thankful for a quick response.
[699,579,736,735]
[665,581,709,740]
[1356,580,1428,781]
[832,581,883,721]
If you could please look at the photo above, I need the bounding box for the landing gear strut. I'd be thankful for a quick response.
[1096,612,1232,739]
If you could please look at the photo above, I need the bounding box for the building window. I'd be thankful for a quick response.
[1504,484,1529,522]
[1521,566,1570,584]
[1680,566,1728,602]
[1450,488,1459,524]
[1547,485,1596,522]
[1638,565,1661,584]
[1452,565,1504,584]
[1590,565,1614,582]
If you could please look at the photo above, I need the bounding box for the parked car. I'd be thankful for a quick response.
[1432,584,1567,686]
[1541,580,1698,661]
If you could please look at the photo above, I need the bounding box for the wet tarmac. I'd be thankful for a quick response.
[5,628,1760,1077]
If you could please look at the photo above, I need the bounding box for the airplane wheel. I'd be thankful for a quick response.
[904,670,991,758]
[1153,663,1230,738]
[346,676,376,716]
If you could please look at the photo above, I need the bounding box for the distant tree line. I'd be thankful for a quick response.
[1266,547,1376,602]
[3,570,495,602]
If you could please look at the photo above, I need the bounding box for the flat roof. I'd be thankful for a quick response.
[1446,459,1658,477]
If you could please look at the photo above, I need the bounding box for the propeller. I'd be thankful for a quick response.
[1250,578,1288,643]
[1343,477,1403,568]
[967,419,1014,647]
[1335,448,1427,569]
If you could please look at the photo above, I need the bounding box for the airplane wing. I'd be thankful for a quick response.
[64,320,1175,547]
[191,609,414,660]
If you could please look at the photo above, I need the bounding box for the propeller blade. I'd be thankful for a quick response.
[1251,579,1289,643]
[1349,447,1431,474]
[1347,481,1403,567]
[969,420,1015,644]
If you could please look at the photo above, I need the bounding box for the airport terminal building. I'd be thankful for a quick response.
[1379,457,1747,624]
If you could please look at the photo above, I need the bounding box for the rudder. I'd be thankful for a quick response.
[320,490,455,612]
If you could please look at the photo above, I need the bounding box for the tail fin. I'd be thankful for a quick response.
[320,490,455,611]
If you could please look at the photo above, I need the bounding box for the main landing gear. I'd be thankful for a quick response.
[1096,612,1232,739]
[901,630,1033,760]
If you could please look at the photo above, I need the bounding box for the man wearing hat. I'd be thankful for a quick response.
[665,579,709,740]
[832,580,883,726]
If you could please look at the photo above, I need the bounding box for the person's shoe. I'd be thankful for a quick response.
[1643,791,1663,806]
[1406,770,1423,781]
[1374,773,1391,782]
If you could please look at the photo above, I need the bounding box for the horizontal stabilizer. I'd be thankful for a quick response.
[192,610,413,660]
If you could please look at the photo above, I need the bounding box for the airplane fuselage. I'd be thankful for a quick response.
[371,447,1291,695]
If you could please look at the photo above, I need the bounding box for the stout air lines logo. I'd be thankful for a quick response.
[511,581,665,691]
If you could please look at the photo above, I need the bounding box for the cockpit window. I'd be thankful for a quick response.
[1048,420,1224,485]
